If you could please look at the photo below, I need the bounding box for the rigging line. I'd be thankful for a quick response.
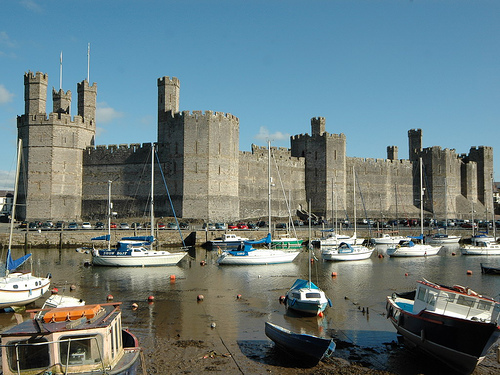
[154,149,186,248]
[270,148,298,238]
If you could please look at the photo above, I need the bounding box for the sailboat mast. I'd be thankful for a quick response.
[107,180,111,251]
[353,167,357,237]
[151,143,155,239]
[308,199,312,287]
[420,157,424,237]
[8,139,22,256]
[268,140,272,242]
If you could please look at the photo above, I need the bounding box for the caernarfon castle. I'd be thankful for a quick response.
[16,71,494,223]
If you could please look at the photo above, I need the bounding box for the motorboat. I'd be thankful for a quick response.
[387,238,441,257]
[271,233,303,249]
[386,279,500,374]
[425,233,461,245]
[0,302,143,375]
[371,233,408,245]
[285,279,331,316]
[461,240,500,256]
[209,233,249,249]
[265,322,335,365]
[321,242,374,261]
[318,231,363,247]
[216,234,300,265]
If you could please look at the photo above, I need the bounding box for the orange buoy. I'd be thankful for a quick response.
[318,311,324,317]
[170,274,176,281]
[236,294,242,299]
[51,287,59,295]
[310,258,314,263]
[197,294,204,301]
[70,284,76,291]
[279,295,286,303]
[451,252,456,256]
[378,254,383,258]
[132,303,138,309]
[107,294,113,301]
[200,260,206,266]
[331,272,337,277]
[467,270,473,275]
[148,295,155,302]
[405,273,409,277]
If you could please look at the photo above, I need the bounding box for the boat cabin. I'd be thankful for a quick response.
[0,303,138,375]
[412,280,500,322]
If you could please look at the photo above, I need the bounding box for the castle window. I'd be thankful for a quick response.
[195,141,198,154]
[219,143,221,155]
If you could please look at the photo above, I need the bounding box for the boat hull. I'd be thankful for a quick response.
[322,249,373,261]
[480,263,500,274]
[265,322,335,365]
[0,273,51,308]
[217,250,299,265]
[461,246,500,256]
[386,298,500,374]
[387,244,440,257]
[92,252,187,267]
[285,298,328,316]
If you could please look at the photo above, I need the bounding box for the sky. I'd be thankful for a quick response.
[0,0,499,190]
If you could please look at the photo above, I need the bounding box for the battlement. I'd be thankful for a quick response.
[157,76,180,86]
[291,132,346,141]
[18,112,94,127]
[165,110,239,122]
[24,71,48,83]
[84,143,152,164]
[347,156,412,166]
[77,80,97,92]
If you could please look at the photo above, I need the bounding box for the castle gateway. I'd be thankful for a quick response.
[17,72,493,223]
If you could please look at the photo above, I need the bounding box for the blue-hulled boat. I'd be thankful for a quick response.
[285,278,331,316]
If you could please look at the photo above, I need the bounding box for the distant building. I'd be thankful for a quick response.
[0,190,14,219]
[16,71,494,223]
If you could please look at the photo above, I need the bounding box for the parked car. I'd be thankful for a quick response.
[157,222,166,229]
[120,223,130,229]
[237,223,249,230]
[228,223,238,229]
[179,222,189,229]
[131,222,142,229]
[110,222,117,229]
[18,221,28,229]
[247,223,258,230]
[275,223,287,229]
[67,222,79,230]
[202,223,216,230]
[55,221,65,229]
[256,221,267,228]
[82,222,92,229]
[95,222,105,229]
[167,223,178,230]
[215,223,227,230]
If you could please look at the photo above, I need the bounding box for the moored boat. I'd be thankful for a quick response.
[265,321,335,365]
[370,233,408,245]
[285,279,331,316]
[387,238,441,257]
[386,279,500,374]
[208,233,249,250]
[480,263,500,275]
[425,233,461,245]
[1,302,142,375]
[216,234,300,265]
[461,239,500,256]
[321,242,374,261]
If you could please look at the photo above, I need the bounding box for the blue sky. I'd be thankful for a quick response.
[0,0,499,189]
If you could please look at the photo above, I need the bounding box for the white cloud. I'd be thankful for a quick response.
[20,0,43,13]
[254,126,290,142]
[0,84,14,105]
[96,102,124,124]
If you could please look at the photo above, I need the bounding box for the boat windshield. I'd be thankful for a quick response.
[59,335,103,366]
[6,337,50,372]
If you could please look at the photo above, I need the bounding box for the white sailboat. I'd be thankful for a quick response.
[322,168,373,261]
[387,158,441,257]
[216,141,300,265]
[285,201,330,315]
[92,143,187,266]
[0,139,51,309]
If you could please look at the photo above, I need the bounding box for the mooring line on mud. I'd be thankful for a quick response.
[200,303,245,374]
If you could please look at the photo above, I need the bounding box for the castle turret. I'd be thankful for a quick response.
[387,146,398,160]
[24,71,48,115]
[311,117,326,136]
[77,80,97,122]
[158,76,180,120]
[408,128,422,162]
[52,88,72,115]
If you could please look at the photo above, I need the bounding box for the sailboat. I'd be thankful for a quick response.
[0,139,51,308]
[285,202,330,316]
[322,168,373,261]
[216,141,300,265]
[91,143,188,267]
[387,158,441,257]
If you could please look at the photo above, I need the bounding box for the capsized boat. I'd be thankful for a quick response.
[321,242,374,261]
[386,279,500,374]
[1,302,142,375]
[216,234,300,265]
[265,322,335,366]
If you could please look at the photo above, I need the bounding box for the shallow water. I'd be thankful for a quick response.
[1,244,500,374]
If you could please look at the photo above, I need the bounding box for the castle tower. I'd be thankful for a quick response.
[291,118,347,219]
[468,146,494,214]
[24,71,48,115]
[387,146,398,160]
[408,128,422,162]
[158,76,180,117]
[17,72,97,221]
[311,117,326,136]
[52,88,72,115]
[77,80,97,122]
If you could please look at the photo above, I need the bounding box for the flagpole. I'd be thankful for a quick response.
[87,43,90,82]
[59,51,63,90]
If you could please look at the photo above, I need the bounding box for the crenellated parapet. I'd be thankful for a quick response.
[84,143,152,165]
